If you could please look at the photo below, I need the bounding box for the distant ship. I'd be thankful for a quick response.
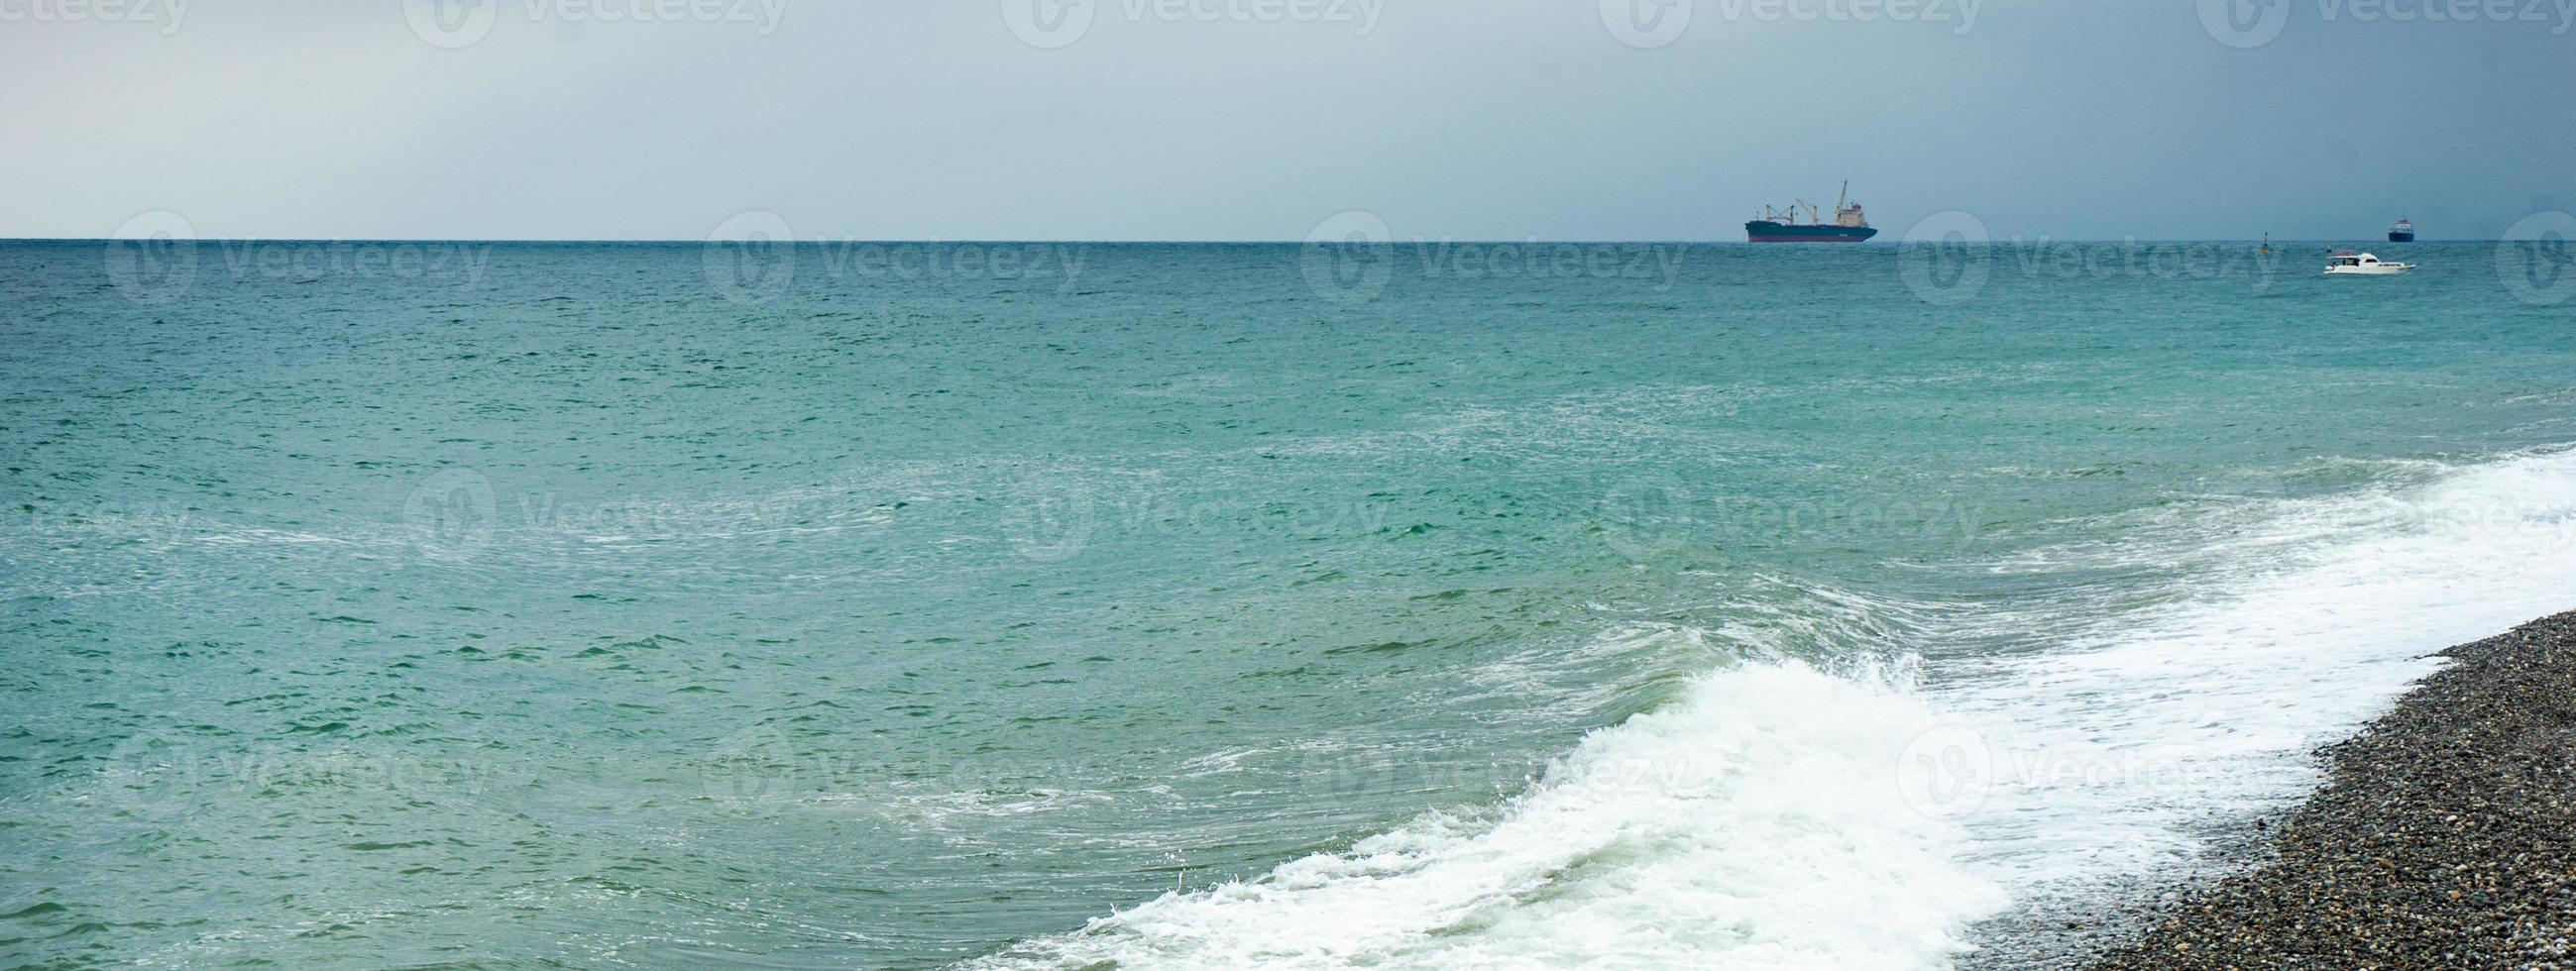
[2387,217,2415,243]
[1745,181,1877,242]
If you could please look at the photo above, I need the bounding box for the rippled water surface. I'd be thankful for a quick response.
[4,241,2573,968]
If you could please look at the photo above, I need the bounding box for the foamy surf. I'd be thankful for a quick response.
[1933,446,2576,897]
[969,657,2007,970]
[971,446,2576,970]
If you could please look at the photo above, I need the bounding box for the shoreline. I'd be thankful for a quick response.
[2051,611,2576,967]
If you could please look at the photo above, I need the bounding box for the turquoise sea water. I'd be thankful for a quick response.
[5,240,2574,968]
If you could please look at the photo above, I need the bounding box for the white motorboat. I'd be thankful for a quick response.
[2323,251,2412,275]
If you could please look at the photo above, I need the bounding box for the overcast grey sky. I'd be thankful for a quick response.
[4,0,2570,240]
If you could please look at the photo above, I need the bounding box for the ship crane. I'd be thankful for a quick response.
[1831,180,1867,229]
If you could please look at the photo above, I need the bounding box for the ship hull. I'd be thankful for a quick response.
[2387,231,2414,242]
[1744,221,1877,243]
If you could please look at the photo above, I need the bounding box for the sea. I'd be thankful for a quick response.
[4,238,2574,969]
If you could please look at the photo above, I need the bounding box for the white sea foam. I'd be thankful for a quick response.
[1934,446,2576,896]
[970,446,2576,970]
[971,658,2007,970]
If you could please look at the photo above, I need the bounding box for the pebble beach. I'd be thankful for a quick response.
[2092,612,2576,968]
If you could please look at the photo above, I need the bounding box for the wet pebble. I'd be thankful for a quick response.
[2088,612,2576,970]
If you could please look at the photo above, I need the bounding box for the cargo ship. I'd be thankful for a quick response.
[1745,181,1877,242]
[2387,217,2415,243]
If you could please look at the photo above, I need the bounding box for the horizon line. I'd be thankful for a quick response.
[0,237,2512,245]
